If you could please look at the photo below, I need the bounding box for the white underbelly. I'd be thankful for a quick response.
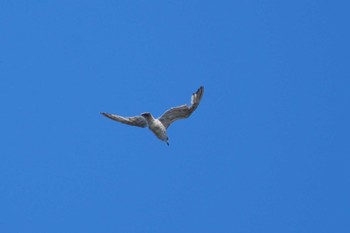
[149,120,167,141]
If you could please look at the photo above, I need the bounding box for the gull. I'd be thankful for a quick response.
[101,86,204,145]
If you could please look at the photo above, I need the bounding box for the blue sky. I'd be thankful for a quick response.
[1,1,349,232]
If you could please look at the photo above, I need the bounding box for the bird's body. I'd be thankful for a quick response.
[143,114,169,145]
[101,86,204,145]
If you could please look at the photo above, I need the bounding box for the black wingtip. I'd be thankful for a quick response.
[100,112,109,117]
[197,86,204,93]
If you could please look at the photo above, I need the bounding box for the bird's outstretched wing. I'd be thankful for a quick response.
[100,112,148,128]
[158,86,204,129]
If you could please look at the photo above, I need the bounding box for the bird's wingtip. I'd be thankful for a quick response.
[196,86,204,95]
[198,86,204,93]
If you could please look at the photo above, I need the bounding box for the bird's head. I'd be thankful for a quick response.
[141,112,152,119]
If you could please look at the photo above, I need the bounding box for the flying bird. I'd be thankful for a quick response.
[101,86,204,145]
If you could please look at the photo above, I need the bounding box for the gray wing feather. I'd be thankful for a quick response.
[100,112,147,128]
[158,86,204,128]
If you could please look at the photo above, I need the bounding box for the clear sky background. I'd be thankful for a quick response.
[1,1,349,232]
